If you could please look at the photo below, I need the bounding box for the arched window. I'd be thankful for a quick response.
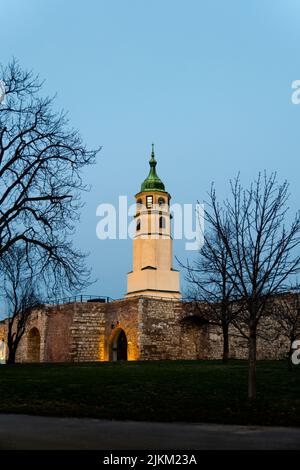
[27,328,41,362]
[136,219,141,231]
[146,195,153,209]
[159,216,166,229]
[158,197,165,207]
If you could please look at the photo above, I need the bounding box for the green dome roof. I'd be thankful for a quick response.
[141,144,165,192]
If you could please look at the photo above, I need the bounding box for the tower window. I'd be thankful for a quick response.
[136,198,142,208]
[136,219,141,231]
[158,197,165,206]
[159,216,166,229]
[146,195,153,209]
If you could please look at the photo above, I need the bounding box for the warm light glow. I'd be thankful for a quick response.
[99,327,139,362]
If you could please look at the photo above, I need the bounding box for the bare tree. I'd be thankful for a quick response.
[0,60,100,295]
[181,222,241,363]
[205,173,300,399]
[273,288,300,367]
[3,247,42,364]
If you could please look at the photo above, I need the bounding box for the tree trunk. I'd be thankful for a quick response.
[222,323,229,363]
[7,321,23,365]
[6,347,16,365]
[248,330,257,400]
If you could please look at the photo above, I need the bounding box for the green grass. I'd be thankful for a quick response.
[0,360,299,426]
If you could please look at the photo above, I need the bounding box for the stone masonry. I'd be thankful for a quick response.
[0,295,292,363]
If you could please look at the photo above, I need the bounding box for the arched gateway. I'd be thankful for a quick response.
[110,328,128,361]
[27,328,41,362]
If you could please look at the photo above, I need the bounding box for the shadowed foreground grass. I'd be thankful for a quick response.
[0,360,299,426]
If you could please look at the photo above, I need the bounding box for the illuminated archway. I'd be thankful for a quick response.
[110,328,128,361]
[27,328,41,362]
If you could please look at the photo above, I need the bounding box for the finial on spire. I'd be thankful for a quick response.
[151,143,155,161]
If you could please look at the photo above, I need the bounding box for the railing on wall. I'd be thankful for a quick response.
[47,295,113,305]
[46,294,194,306]
[107,294,191,302]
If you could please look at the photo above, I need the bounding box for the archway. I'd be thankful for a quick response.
[27,328,41,362]
[110,329,128,361]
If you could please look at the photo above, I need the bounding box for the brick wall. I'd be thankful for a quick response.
[70,302,106,362]
[44,305,75,362]
[138,298,182,359]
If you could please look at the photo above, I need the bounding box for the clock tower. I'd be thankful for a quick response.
[126,145,181,299]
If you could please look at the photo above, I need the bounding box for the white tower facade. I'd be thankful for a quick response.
[126,146,181,299]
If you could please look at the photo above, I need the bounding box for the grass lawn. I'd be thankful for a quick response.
[0,360,299,426]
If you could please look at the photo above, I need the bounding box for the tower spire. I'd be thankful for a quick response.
[141,144,165,192]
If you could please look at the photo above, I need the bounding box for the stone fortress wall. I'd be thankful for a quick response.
[0,296,291,363]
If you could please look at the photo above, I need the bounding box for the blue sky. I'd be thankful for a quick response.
[1,0,300,299]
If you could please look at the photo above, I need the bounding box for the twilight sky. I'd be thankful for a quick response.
[1,0,300,300]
